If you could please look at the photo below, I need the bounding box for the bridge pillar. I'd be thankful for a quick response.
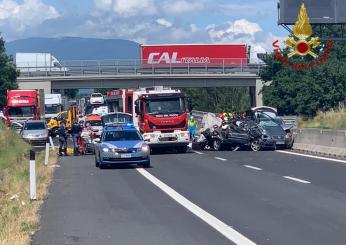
[255,79,264,107]
[249,86,256,108]
[18,81,52,95]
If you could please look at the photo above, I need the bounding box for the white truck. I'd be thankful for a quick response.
[45,94,63,119]
[15,53,68,72]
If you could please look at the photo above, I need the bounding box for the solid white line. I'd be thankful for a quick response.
[136,168,256,245]
[215,157,227,161]
[276,150,346,164]
[243,165,262,171]
[283,176,311,184]
[193,151,204,155]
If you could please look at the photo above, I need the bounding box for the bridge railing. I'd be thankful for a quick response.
[17,58,263,77]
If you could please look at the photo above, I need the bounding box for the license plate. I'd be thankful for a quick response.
[120,153,131,158]
[276,141,285,145]
[162,133,174,137]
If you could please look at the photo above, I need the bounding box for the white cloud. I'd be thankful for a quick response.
[94,0,156,17]
[163,0,204,14]
[156,18,172,28]
[0,0,60,31]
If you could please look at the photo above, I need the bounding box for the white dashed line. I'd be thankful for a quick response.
[276,150,346,164]
[283,176,311,184]
[243,165,262,171]
[137,168,256,245]
[193,151,204,155]
[215,157,227,161]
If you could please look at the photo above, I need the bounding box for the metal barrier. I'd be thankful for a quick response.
[17,58,263,78]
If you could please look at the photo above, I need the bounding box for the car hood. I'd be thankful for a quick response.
[101,140,144,149]
[262,126,285,136]
[22,129,48,136]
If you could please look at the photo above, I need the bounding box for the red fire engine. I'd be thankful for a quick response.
[106,87,191,153]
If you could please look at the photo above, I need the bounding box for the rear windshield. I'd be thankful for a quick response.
[24,122,46,130]
[102,113,133,125]
[85,120,102,126]
[103,130,142,141]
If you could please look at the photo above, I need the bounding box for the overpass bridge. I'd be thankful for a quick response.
[17,59,264,106]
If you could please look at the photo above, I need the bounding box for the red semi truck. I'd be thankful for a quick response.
[106,87,191,153]
[3,90,41,127]
[141,44,248,66]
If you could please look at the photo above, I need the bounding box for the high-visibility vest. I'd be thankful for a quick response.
[188,120,197,127]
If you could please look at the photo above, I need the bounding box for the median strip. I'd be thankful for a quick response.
[137,168,256,245]
[243,165,262,171]
[214,157,227,161]
[283,176,311,184]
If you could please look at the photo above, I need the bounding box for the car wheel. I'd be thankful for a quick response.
[250,139,261,151]
[176,146,188,153]
[213,139,222,151]
[95,157,99,167]
[142,159,151,168]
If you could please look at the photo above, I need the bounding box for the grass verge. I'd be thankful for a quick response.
[0,124,57,245]
[299,109,346,129]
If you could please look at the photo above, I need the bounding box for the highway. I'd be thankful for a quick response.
[32,150,346,245]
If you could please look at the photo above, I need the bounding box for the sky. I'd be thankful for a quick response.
[0,0,288,53]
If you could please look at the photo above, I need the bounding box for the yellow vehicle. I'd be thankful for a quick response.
[48,105,79,136]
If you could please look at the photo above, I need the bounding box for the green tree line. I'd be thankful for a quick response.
[0,34,18,108]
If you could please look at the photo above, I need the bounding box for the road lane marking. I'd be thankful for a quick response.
[193,151,204,155]
[215,157,227,161]
[137,168,256,245]
[283,176,311,184]
[243,165,262,171]
[277,150,346,164]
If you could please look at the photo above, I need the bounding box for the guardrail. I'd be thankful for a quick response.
[17,58,263,77]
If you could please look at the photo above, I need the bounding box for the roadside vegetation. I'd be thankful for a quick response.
[0,123,56,245]
[299,109,346,129]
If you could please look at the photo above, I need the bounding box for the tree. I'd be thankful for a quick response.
[0,34,18,108]
[260,37,346,117]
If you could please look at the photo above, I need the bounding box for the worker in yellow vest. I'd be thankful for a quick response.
[188,115,197,141]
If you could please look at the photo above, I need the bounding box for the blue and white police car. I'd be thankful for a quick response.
[94,123,150,168]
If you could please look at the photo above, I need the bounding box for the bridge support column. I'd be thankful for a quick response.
[18,81,52,94]
[249,86,256,108]
[255,79,264,107]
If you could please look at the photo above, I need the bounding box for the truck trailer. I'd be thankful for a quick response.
[16,53,67,72]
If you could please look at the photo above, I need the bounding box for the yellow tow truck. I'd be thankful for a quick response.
[47,105,79,136]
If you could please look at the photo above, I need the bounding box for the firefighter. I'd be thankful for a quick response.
[71,121,82,155]
[188,115,197,141]
[58,122,67,156]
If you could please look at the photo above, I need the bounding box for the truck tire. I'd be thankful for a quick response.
[176,146,188,153]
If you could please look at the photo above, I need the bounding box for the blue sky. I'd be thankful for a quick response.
[0,0,288,52]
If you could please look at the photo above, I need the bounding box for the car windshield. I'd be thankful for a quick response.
[91,93,102,98]
[256,112,280,127]
[146,98,185,115]
[86,120,102,126]
[103,130,142,141]
[45,104,61,114]
[7,106,35,117]
[24,122,46,130]
[102,113,133,125]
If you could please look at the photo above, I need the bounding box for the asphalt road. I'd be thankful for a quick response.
[32,150,346,245]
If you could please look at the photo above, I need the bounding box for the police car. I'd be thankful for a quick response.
[94,123,150,168]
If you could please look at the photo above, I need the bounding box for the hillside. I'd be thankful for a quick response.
[5,37,140,61]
